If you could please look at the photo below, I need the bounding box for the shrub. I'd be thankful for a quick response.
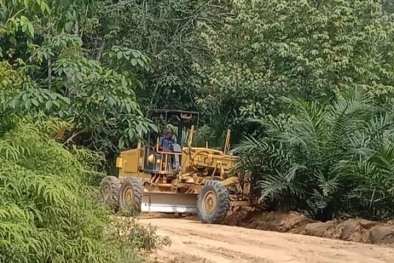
[0,115,169,263]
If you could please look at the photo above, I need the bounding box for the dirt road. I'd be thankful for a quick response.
[140,218,394,263]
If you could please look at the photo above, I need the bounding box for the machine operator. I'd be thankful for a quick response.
[159,130,175,151]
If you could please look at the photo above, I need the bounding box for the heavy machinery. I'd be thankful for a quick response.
[100,109,252,224]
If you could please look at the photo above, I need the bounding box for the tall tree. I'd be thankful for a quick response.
[1,0,156,170]
[194,0,394,141]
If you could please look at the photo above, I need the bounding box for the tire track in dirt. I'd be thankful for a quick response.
[145,221,391,262]
[140,218,394,263]
[188,242,270,263]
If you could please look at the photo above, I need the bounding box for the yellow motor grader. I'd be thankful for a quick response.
[100,109,252,223]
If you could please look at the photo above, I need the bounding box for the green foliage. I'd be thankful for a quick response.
[193,0,394,144]
[14,32,155,152]
[0,115,169,263]
[383,0,394,14]
[108,217,171,255]
[0,0,50,41]
[0,61,22,105]
[3,0,394,239]
[233,88,394,221]
[85,0,221,111]
[1,2,169,259]
[1,0,157,173]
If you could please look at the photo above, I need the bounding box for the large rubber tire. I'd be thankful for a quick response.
[99,176,121,211]
[197,180,230,224]
[119,177,144,214]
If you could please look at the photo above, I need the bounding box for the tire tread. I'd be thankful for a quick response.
[197,180,230,224]
[119,177,144,212]
[100,175,121,209]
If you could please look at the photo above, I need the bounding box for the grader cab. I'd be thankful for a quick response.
[100,109,252,223]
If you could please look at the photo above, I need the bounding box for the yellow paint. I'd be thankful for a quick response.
[112,110,251,210]
[117,148,143,173]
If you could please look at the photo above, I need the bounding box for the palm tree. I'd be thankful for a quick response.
[233,88,394,221]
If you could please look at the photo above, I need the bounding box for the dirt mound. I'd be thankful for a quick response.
[223,209,314,233]
[302,218,394,244]
[222,209,394,245]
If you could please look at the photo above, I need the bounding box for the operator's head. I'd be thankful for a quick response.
[166,130,173,138]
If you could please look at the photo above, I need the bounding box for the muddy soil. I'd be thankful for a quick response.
[140,217,394,263]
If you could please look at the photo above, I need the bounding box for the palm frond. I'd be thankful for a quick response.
[235,87,394,221]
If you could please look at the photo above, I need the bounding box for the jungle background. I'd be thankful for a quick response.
[2,0,394,262]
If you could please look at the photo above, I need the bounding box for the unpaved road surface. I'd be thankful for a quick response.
[140,218,394,263]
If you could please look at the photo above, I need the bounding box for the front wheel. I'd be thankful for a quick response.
[197,180,230,224]
[119,177,144,215]
[99,176,121,211]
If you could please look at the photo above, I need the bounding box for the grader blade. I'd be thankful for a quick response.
[141,192,198,214]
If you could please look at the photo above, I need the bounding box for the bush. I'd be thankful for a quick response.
[0,115,169,263]
[233,88,394,221]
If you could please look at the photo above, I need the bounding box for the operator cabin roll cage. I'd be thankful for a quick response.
[142,109,199,174]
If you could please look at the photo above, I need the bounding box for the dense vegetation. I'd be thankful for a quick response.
[233,88,394,221]
[0,115,169,262]
[2,0,394,261]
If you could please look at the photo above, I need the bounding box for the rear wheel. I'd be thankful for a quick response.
[119,177,144,214]
[99,176,121,211]
[197,180,230,224]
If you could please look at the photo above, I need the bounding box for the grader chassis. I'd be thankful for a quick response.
[100,109,252,224]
